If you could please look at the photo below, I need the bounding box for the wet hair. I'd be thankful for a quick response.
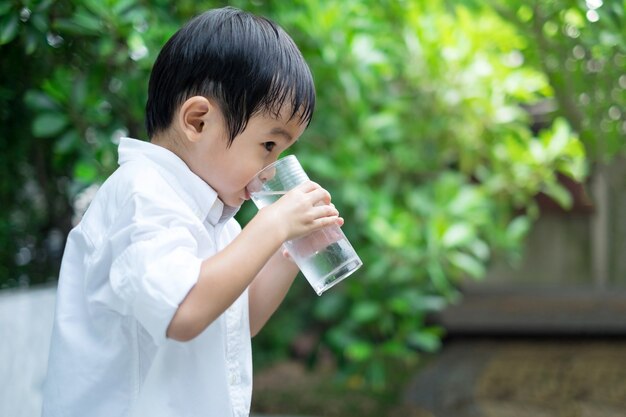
[145,7,315,145]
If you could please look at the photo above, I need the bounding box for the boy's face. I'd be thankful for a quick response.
[188,104,306,208]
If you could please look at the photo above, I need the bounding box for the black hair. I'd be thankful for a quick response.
[145,7,315,145]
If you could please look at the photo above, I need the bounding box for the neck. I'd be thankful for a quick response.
[151,129,192,163]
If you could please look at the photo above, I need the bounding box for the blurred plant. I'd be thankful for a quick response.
[486,0,626,287]
[489,0,625,161]
[0,0,612,389]
[0,0,228,287]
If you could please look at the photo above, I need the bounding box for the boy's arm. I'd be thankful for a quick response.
[247,249,299,337]
[247,212,344,336]
[166,182,340,342]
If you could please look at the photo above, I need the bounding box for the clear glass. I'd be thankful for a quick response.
[247,155,362,295]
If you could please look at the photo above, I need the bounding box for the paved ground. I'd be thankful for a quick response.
[405,337,626,417]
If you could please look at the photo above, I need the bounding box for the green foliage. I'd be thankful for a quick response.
[489,0,626,162]
[1,0,622,388]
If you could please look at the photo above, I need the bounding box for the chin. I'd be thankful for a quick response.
[224,198,243,208]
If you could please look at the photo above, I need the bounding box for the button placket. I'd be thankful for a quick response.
[225,297,244,414]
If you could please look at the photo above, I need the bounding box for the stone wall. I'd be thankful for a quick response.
[470,156,626,291]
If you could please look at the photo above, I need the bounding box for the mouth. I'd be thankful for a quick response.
[244,189,251,200]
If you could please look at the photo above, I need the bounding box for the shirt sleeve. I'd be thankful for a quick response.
[107,192,206,345]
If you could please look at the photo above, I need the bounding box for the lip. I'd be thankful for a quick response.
[244,189,251,200]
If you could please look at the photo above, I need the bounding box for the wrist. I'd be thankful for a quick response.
[254,206,290,245]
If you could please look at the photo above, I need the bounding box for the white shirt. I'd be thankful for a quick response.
[42,138,252,417]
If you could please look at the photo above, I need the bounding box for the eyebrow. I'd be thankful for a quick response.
[269,127,295,143]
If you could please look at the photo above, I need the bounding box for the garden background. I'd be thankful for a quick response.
[1,0,625,415]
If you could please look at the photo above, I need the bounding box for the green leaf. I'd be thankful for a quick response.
[32,113,69,138]
[24,29,38,55]
[408,329,442,352]
[381,340,409,357]
[72,76,87,108]
[73,8,104,33]
[442,223,474,248]
[35,0,55,13]
[53,18,89,35]
[0,14,19,45]
[412,293,448,312]
[468,239,490,261]
[350,301,381,323]
[113,0,139,16]
[449,187,482,215]
[544,118,571,159]
[326,326,356,349]
[74,160,98,182]
[345,341,373,362]
[543,181,573,210]
[507,216,531,241]
[313,292,345,321]
[30,13,49,33]
[24,90,59,112]
[389,296,410,314]
[0,2,13,15]
[427,261,452,294]
[369,216,406,248]
[54,130,80,155]
[449,251,485,279]
[54,9,103,35]
[84,0,111,19]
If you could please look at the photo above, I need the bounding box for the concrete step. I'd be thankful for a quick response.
[432,286,626,335]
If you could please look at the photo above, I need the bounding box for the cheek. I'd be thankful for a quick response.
[239,166,259,188]
[222,164,253,191]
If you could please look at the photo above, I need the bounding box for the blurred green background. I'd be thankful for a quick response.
[1,0,624,407]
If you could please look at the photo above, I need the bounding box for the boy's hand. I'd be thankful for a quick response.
[259,181,343,242]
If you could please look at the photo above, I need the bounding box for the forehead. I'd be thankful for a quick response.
[250,104,308,137]
[258,97,311,124]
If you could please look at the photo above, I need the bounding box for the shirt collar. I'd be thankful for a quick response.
[117,137,238,226]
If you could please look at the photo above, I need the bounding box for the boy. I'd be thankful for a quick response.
[42,7,342,417]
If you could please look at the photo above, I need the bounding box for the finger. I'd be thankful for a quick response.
[316,203,339,218]
[294,180,320,193]
[311,215,344,229]
[307,187,332,205]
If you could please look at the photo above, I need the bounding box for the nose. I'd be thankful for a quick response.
[259,166,276,183]
[246,164,277,194]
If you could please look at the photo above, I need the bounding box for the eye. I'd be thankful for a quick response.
[263,141,276,152]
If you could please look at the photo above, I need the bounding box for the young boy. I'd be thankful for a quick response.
[42,7,342,417]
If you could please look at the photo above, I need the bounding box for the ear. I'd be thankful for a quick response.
[177,96,213,142]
